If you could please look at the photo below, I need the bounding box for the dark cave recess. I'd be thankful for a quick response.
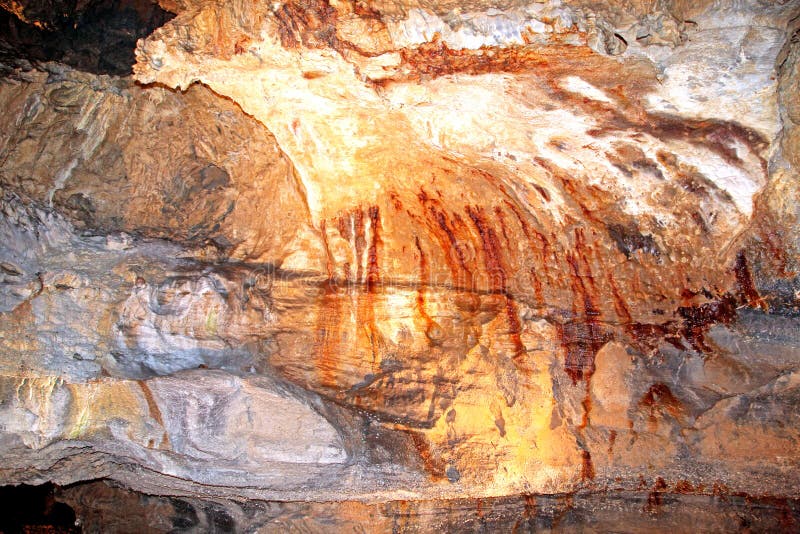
[0,0,174,75]
[0,482,79,533]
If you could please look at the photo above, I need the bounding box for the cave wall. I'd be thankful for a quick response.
[1,0,800,528]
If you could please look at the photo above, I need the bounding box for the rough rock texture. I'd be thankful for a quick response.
[1,0,800,529]
[0,0,174,75]
[51,480,800,532]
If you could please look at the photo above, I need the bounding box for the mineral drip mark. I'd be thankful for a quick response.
[404,190,470,345]
[344,205,383,373]
[417,188,473,288]
[734,250,767,311]
[416,187,486,362]
[638,383,684,430]
[320,220,336,280]
[311,208,368,390]
[573,228,600,301]
[410,193,507,424]
[608,429,617,455]
[550,494,576,530]
[414,235,438,342]
[561,228,608,385]
[311,218,346,390]
[313,276,345,389]
[504,495,537,533]
[608,270,633,325]
[561,229,608,482]
[523,494,537,521]
[465,205,525,362]
[137,380,170,449]
[502,199,550,304]
[678,293,737,354]
[366,206,382,292]
[607,270,683,354]
[337,208,366,285]
[408,430,446,481]
[475,499,486,527]
[580,449,595,481]
[313,206,385,398]
[390,500,412,533]
[411,191,489,418]
[645,477,669,513]
[362,206,383,372]
[494,205,513,249]
[492,200,548,366]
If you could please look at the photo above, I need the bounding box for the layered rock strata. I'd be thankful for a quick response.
[0,0,799,527]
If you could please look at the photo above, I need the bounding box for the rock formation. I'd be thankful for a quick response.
[1,0,799,529]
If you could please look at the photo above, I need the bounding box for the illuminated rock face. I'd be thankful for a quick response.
[1,0,800,527]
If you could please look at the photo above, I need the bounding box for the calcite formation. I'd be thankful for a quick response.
[1,0,800,529]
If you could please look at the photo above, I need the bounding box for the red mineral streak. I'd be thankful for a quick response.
[137,380,170,449]
[638,383,684,428]
[414,235,438,343]
[503,199,549,304]
[366,206,382,291]
[734,250,767,311]
[314,278,345,388]
[678,295,737,353]
[408,430,446,480]
[645,477,669,512]
[559,229,610,384]
[417,188,473,287]
[581,449,595,481]
[358,206,382,369]
[465,205,525,361]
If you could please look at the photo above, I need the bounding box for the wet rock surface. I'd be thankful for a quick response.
[38,479,800,532]
[0,0,799,528]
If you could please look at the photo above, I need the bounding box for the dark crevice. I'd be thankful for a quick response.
[0,0,174,76]
[0,482,80,533]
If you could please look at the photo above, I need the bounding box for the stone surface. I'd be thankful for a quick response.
[52,480,800,532]
[0,0,174,75]
[0,0,799,527]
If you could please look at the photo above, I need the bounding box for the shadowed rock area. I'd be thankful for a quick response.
[0,0,799,530]
[0,0,174,75]
[45,480,800,532]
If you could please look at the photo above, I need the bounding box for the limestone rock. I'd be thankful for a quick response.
[0,0,800,527]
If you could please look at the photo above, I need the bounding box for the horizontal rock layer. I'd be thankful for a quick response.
[45,480,800,532]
